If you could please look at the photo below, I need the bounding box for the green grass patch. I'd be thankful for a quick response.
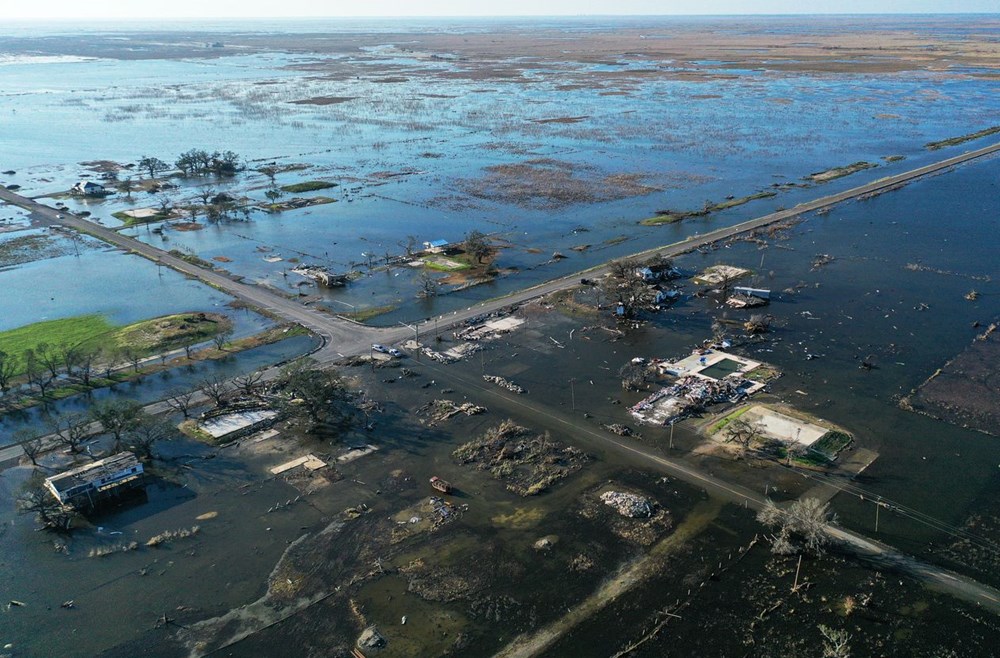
[641,191,777,226]
[168,249,215,269]
[882,155,906,162]
[0,315,115,369]
[280,180,337,193]
[926,126,1000,150]
[811,430,853,460]
[744,365,782,383]
[710,405,752,435]
[0,312,232,376]
[424,258,471,272]
[807,161,877,183]
[341,305,397,323]
[112,210,176,227]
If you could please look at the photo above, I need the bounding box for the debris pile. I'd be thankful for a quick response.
[420,399,487,423]
[453,420,590,496]
[603,423,637,437]
[601,491,653,518]
[357,626,386,650]
[483,374,525,394]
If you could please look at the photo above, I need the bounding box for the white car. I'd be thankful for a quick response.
[388,348,403,358]
[372,344,389,354]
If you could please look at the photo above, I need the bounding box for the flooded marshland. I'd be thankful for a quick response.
[2,16,1000,319]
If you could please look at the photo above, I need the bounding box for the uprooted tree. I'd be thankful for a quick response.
[272,361,354,432]
[17,471,80,532]
[757,497,835,555]
[603,258,654,319]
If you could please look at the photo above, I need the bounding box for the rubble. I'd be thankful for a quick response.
[453,420,590,496]
[601,491,653,518]
[357,626,386,650]
[483,374,525,394]
[419,399,488,423]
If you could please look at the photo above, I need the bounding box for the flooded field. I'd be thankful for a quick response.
[1,14,1000,658]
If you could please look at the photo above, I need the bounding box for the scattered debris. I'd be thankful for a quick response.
[483,374,525,394]
[357,626,386,650]
[270,454,327,475]
[453,420,590,496]
[419,399,488,423]
[601,491,653,518]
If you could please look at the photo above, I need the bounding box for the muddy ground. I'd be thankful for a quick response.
[904,324,1000,436]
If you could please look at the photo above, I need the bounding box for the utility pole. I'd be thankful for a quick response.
[398,321,420,361]
[875,497,881,533]
[669,420,675,449]
[569,378,576,411]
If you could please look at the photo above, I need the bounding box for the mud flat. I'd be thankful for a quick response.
[901,323,1000,436]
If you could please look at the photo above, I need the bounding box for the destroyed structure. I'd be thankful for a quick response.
[631,349,770,425]
[44,452,145,509]
[291,265,350,287]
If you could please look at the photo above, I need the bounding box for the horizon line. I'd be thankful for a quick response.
[6,11,1000,21]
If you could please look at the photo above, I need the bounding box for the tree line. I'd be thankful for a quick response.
[137,149,243,180]
[0,328,233,404]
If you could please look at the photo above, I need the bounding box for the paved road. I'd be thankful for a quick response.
[3,140,999,368]
[4,143,1000,610]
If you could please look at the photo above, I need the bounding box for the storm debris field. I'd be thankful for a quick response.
[903,322,1000,436]
[452,419,591,496]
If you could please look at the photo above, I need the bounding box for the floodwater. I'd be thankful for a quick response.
[1,15,1000,657]
[1,17,998,320]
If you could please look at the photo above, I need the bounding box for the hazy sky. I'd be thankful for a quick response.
[8,0,996,19]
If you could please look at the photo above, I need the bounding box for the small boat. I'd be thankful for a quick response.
[429,476,453,494]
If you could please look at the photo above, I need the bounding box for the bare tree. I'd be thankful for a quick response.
[17,473,79,532]
[75,348,98,386]
[60,342,82,377]
[101,347,122,380]
[418,271,439,298]
[165,389,196,418]
[716,270,742,301]
[122,347,142,373]
[15,429,45,466]
[757,497,835,555]
[233,371,264,396]
[0,349,17,394]
[724,418,762,458]
[50,413,91,454]
[819,625,851,658]
[603,258,652,319]
[400,235,418,257]
[198,187,217,206]
[199,376,230,407]
[36,342,62,380]
[464,230,492,263]
[126,416,171,460]
[89,400,144,452]
[212,326,235,351]
[118,175,133,199]
[138,156,169,179]
[24,349,53,397]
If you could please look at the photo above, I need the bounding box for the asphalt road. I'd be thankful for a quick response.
[3,139,998,368]
[3,141,1000,613]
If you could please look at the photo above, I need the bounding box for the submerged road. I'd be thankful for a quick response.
[420,359,1000,623]
[2,140,999,367]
